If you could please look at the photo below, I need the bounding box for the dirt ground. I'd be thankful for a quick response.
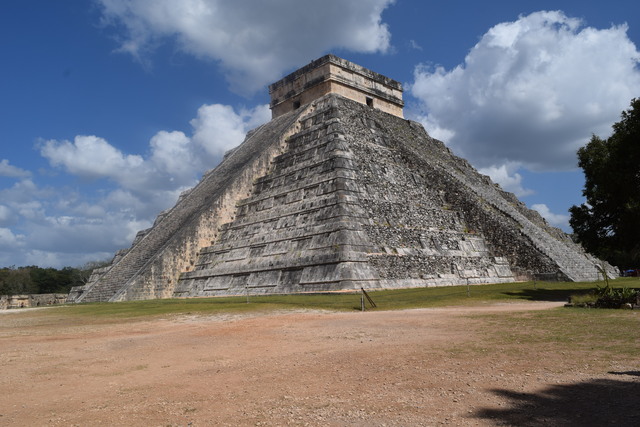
[1,301,638,426]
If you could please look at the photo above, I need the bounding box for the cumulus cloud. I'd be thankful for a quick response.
[478,163,533,197]
[0,205,15,227]
[149,131,195,178]
[1,179,51,206]
[24,212,150,254]
[0,159,31,178]
[19,250,112,270]
[0,102,271,267]
[0,227,24,250]
[191,104,269,157]
[531,203,570,229]
[41,135,144,179]
[97,0,395,93]
[40,103,268,193]
[410,10,640,172]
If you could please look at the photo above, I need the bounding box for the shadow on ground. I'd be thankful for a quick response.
[474,375,640,426]
[502,288,588,302]
[505,286,640,303]
[610,370,640,377]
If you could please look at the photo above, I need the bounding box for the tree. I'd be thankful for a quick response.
[0,263,105,296]
[569,98,640,268]
[0,266,37,295]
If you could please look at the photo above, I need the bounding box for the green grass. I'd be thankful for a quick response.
[471,307,640,360]
[568,292,600,305]
[34,277,640,320]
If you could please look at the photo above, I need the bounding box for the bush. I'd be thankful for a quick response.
[594,285,639,308]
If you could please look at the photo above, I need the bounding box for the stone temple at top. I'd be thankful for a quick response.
[68,54,615,303]
[269,54,404,119]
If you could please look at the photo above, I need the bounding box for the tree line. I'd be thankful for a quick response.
[0,262,105,296]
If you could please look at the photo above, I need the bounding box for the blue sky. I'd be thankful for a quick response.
[1,0,639,268]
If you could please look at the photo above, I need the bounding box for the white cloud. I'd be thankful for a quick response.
[40,104,269,196]
[0,205,15,227]
[97,0,395,93]
[191,104,251,157]
[241,104,272,130]
[531,203,570,229]
[18,249,115,271]
[191,103,269,157]
[0,159,31,178]
[0,102,270,268]
[0,228,23,249]
[40,135,144,179]
[478,163,533,197]
[409,40,423,51]
[0,179,50,205]
[410,10,640,172]
[0,179,157,267]
[24,212,149,253]
[149,130,195,178]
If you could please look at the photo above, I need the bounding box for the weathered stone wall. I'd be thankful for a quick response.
[269,54,403,118]
[326,80,404,118]
[333,97,615,281]
[337,99,516,287]
[270,79,333,120]
[1,294,67,310]
[176,99,381,296]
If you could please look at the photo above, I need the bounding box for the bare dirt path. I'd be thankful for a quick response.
[1,301,638,426]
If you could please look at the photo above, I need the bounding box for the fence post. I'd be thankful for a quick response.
[361,288,377,308]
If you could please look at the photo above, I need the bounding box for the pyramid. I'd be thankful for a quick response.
[69,55,615,303]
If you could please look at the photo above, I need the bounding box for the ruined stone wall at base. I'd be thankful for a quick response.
[1,294,67,310]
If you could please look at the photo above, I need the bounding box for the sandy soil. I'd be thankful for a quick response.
[1,301,638,426]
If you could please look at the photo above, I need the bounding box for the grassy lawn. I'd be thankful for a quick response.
[12,277,638,321]
[473,307,640,358]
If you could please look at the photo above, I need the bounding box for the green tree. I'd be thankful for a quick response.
[0,266,37,295]
[569,98,640,268]
[0,263,100,295]
[29,266,84,294]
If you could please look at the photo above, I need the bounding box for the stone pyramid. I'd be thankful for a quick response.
[69,55,614,303]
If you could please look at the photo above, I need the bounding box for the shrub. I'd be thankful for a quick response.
[594,285,639,308]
